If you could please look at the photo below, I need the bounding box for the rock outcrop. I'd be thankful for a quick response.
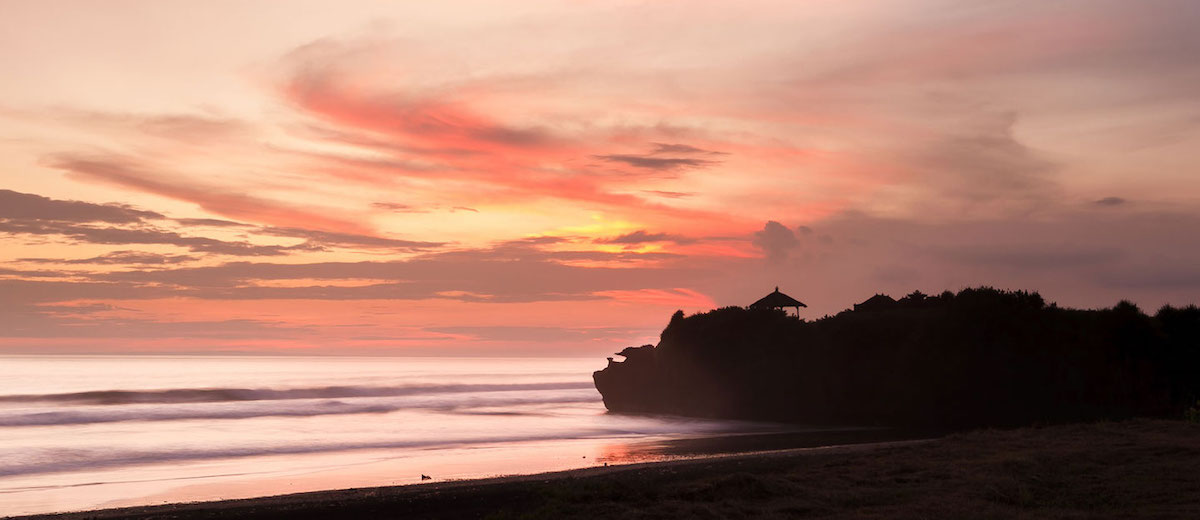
[594,288,1200,428]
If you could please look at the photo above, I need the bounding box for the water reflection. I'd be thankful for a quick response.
[597,427,938,465]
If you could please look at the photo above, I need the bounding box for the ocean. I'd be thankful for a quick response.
[0,355,789,516]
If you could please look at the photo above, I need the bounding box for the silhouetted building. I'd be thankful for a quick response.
[749,287,806,315]
[854,294,897,312]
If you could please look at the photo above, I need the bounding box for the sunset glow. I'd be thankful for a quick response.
[2,0,1199,355]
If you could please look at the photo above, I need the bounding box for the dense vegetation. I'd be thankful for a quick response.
[593,288,1200,428]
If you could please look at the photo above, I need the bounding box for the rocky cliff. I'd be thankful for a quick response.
[594,288,1200,428]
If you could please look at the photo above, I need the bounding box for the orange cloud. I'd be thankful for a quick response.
[48,154,375,234]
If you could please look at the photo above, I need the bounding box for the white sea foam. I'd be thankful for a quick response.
[0,355,772,515]
[0,381,595,406]
[0,388,601,427]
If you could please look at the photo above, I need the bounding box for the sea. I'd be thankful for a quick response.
[0,355,803,516]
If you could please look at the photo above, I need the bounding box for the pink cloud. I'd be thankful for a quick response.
[275,48,756,230]
[48,154,375,234]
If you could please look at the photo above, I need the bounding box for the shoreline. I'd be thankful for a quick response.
[12,419,1200,519]
[9,439,932,520]
[1,425,933,517]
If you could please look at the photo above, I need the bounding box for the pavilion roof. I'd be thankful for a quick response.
[750,287,806,309]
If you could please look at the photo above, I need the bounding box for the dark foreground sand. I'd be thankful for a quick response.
[15,420,1200,519]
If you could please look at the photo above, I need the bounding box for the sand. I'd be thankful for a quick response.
[12,419,1200,519]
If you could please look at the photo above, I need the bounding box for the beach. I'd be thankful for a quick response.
[0,356,893,516]
[5,1,1200,517]
[14,419,1200,519]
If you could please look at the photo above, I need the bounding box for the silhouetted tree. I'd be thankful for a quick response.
[593,287,1200,429]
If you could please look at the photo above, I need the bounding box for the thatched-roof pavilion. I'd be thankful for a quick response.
[749,287,806,315]
[854,294,897,312]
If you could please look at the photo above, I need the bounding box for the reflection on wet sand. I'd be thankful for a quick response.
[597,427,942,465]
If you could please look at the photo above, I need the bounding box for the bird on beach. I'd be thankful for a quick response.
[421,474,432,480]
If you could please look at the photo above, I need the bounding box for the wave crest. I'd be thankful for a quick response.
[0,381,593,406]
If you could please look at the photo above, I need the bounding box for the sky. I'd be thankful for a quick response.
[1,0,1199,356]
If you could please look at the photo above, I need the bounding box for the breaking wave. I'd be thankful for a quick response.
[0,388,601,427]
[0,381,594,406]
[0,428,623,478]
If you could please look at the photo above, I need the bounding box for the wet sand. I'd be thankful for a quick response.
[13,420,1200,519]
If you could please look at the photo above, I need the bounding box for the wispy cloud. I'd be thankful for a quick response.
[47,154,373,234]
[2,0,1199,352]
[0,190,312,256]
[254,227,443,251]
[1094,197,1127,207]
[20,251,196,265]
[596,230,694,245]
[0,218,312,256]
[592,154,718,171]
[0,189,163,223]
